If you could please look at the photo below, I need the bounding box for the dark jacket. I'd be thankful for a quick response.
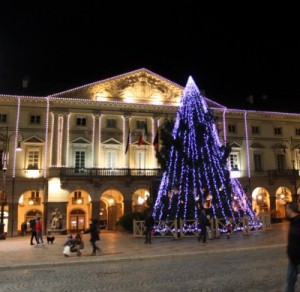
[144,214,155,231]
[30,219,36,232]
[84,221,100,242]
[198,210,209,228]
[287,214,300,264]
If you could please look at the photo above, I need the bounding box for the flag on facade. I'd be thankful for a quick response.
[153,129,159,151]
[138,122,147,146]
[125,129,130,154]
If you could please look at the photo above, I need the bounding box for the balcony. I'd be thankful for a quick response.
[49,168,162,178]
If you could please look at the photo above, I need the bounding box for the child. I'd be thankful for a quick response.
[225,220,233,239]
[72,233,83,256]
[63,234,73,257]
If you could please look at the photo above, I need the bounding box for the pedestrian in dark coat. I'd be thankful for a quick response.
[21,222,27,236]
[84,219,100,255]
[29,218,39,245]
[144,212,155,244]
[198,207,209,243]
[285,202,300,291]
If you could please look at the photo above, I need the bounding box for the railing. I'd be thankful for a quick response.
[133,214,271,238]
[268,169,299,178]
[57,168,162,177]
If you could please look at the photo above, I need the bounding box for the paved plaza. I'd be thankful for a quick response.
[0,222,288,269]
[0,222,291,291]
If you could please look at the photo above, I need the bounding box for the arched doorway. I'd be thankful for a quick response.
[69,209,85,233]
[66,190,91,232]
[132,188,150,213]
[101,189,124,230]
[275,187,292,218]
[252,187,270,215]
[99,201,107,229]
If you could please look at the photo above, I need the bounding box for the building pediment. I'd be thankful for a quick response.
[50,68,184,106]
[250,142,265,148]
[102,138,121,145]
[72,138,90,144]
[24,136,44,143]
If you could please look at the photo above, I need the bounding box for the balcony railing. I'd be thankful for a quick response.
[55,168,162,177]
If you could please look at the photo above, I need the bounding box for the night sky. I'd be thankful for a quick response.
[0,3,299,112]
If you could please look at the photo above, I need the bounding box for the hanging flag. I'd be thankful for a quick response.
[138,122,147,146]
[125,128,130,154]
[153,129,159,151]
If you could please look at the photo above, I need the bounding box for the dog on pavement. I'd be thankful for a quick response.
[47,236,55,244]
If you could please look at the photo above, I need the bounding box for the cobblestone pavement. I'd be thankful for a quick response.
[0,223,290,291]
[0,245,288,291]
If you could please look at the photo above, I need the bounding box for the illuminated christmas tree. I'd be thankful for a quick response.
[152,76,255,227]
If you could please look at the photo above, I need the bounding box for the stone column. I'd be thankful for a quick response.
[123,199,133,214]
[61,113,70,167]
[93,114,101,168]
[91,200,100,221]
[123,115,131,168]
[51,112,58,166]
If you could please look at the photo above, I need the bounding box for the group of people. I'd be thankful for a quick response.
[29,217,44,245]
[62,219,100,256]
[27,213,101,256]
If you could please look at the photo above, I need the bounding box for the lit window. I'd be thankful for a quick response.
[230,154,239,170]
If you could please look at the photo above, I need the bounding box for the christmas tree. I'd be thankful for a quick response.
[152,76,255,229]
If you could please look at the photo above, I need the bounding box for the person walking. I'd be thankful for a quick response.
[29,217,39,245]
[35,217,44,245]
[285,202,300,292]
[144,212,155,244]
[21,222,27,236]
[84,219,100,256]
[198,207,209,243]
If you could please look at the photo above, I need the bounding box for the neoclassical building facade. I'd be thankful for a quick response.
[0,68,299,237]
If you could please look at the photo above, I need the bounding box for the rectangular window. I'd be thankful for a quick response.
[107,119,116,128]
[295,129,300,136]
[228,125,236,133]
[0,114,7,123]
[277,154,285,172]
[252,126,260,134]
[137,151,146,169]
[106,151,116,169]
[136,120,146,130]
[229,154,239,170]
[75,151,85,170]
[30,115,41,124]
[254,154,263,171]
[76,118,86,126]
[274,127,282,135]
[27,151,39,169]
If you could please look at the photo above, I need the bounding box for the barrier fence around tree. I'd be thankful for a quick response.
[133,213,271,238]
